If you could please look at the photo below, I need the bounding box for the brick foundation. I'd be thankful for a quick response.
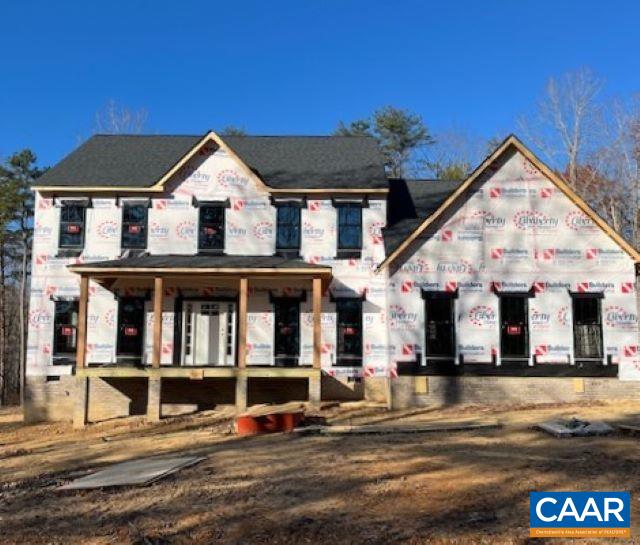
[24,374,640,423]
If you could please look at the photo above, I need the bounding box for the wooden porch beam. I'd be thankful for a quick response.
[152,276,164,369]
[237,277,248,368]
[76,275,89,369]
[312,276,322,369]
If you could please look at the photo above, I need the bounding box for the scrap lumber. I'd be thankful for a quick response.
[294,420,500,435]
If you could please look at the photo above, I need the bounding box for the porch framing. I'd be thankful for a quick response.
[71,266,331,428]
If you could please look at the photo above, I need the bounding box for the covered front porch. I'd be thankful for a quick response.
[68,255,332,427]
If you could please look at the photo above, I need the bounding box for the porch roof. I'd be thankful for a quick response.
[67,254,332,277]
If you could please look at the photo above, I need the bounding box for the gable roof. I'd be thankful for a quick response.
[383,178,463,256]
[378,134,640,269]
[34,133,388,192]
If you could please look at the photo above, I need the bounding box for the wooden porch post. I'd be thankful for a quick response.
[76,275,89,369]
[73,274,90,428]
[309,276,323,410]
[236,277,249,413]
[312,276,322,369]
[152,276,164,369]
[237,277,248,368]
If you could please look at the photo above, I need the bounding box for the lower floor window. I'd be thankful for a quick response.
[424,295,455,357]
[53,300,79,363]
[573,296,603,360]
[116,297,146,363]
[273,298,300,366]
[336,298,362,366]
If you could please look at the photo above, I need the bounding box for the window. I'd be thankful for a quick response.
[198,205,225,251]
[276,204,301,251]
[336,203,362,251]
[59,204,86,249]
[424,294,455,358]
[500,295,529,359]
[121,203,148,249]
[573,296,603,360]
[336,299,362,366]
[273,298,300,366]
[53,300,79,364]
[116,297,145,364]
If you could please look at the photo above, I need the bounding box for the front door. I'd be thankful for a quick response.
[182,301,236,365]
[500,295,529,360]
[274,299,300,367]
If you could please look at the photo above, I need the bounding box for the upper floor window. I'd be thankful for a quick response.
[53,300,79,364]
[198,204,225,252]
[121,203,148,250]
[59,204,86,249]
[276,203,301,252]
[336,203,362,252]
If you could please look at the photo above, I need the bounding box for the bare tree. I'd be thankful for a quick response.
[94,99,148,134]
[518,68,604,187]
[596,96,640,244]
[418,127,489,179]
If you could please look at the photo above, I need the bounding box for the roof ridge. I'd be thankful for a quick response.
[90,134,378,139]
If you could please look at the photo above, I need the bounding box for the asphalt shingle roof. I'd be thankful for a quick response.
[36,134,388,190]
[72,254,331,270]
[383,178,463,256]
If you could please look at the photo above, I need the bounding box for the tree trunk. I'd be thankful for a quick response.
[0,239,5,406]
[19,229,28,407]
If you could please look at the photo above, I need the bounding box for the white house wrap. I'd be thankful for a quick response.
[24,133,640,423]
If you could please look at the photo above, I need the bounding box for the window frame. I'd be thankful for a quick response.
[335,298,363,367]
[198,203,226,252]
[275,202,302,253]
[272,297,301,366]
[498,293,531,361]
[115,296,146,364]
[571,293,604,362]
[58,203,86,250]
[336,202,363,252]
[422,291,457,360]
[121,202,149,250]
[52,299,79,364]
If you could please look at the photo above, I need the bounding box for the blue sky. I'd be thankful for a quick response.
[2,0,639,168]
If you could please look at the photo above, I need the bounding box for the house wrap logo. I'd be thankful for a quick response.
[436,258,475,275]
[605,306,637,329]
[530,309,551,330]
[513,210,559,232]
[400,258,430,274]
[253,221,273,240]
[388,304,418,330]
[176,221,196,240]
[149,221,169,239]
[364,343,395,357]
[557,306,569,326]
[302,221,324,240]
[102,309,116,327]
[34,221,53,239]
[474,210,506,230]
[491,248,529,261]
[217,169,248,188]
[368,221,384,244]
[29,308,51,329]
[468,305,496,327]
[565,210,597,232]
[97,220,118,239]
[227,222,247,237]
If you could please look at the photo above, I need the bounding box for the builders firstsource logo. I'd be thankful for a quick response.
[529,492,630,538]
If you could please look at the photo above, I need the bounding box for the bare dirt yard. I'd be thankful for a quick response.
[1,401,640,544]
